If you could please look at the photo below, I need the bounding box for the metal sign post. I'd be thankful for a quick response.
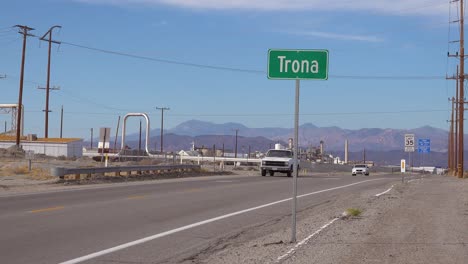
[418,139,431,168]
[292,79,300,243]
[25,150,34,172]
[267,49,328,243]
[404,134,415,172]
[404,134,415,152]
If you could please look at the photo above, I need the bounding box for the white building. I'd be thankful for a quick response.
[0,136,83,158]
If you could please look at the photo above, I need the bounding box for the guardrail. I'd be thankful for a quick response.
[180,155,261,164]
[50,164,201,180]
[82,152,262,164]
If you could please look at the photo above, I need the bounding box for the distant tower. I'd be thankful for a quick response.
[191,141,195,151]
[345,140,349,164]
[320,140,324,156]
[288,138,293,150]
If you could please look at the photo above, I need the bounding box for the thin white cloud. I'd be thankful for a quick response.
[152,20,168,27]
[74,0,447,16]
[287,30,384,43]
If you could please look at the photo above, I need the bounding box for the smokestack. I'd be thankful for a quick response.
[345,139,349,164]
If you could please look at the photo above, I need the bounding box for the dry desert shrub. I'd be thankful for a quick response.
[27,167,55,180]
[137,159,162,166]
[0,165,28,176]
[0,164,54,180]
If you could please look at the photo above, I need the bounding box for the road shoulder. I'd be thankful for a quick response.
[196,175,468,264]
[284,175,468,264]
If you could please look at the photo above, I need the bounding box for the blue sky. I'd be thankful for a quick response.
[0,0,460,139]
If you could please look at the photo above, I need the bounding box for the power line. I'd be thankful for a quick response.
[58,40,445,80]
[54,90,132,112]
[60,41,265,74]
[169,109,449,117]
[329,75,443,80]
[0,26,15,31]
[22,108,449,117]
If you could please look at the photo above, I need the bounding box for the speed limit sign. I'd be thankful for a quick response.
[405,134,415,152]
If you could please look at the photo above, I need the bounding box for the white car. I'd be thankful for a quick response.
[352,164,370,176]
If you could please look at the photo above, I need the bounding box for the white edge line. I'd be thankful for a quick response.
[375,185,394,197]
[59,178,385,264]
[276,217,340,262]
[407,178,422,183]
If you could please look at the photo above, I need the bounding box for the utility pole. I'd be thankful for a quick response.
[14,25,34,147]
[459,0,465,178]
[234,129,239,158]
[138,119,142,155]
[37,85,60,137]
[449,97,455,171]
[363,148,366,164]
[448,0,465,178]
[39,25,61,138]
[155,107,170,153]
[114,116,120,152]
[90,128,93,149]
[455,66,459,175]
[60,105,63,138]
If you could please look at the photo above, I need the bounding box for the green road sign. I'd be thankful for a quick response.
[267,49,329,80]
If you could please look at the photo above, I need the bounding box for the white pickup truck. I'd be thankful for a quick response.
[260,149,298,177]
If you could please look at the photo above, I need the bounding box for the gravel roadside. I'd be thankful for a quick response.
[197,175,468,264]
[283,175,468,264]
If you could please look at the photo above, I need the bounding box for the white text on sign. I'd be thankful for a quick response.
[277,56,319,74]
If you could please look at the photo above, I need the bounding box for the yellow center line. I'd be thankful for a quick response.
[29,206,65,213]
[127,195,147,200]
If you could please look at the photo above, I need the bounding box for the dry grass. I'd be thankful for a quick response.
[345,208,362,217]
[0,165,28,176]
[137,159,161,166]
[0,164,54,180]
[27,167,55,180]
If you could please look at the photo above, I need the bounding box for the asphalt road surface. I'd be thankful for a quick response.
[0,171,400,264]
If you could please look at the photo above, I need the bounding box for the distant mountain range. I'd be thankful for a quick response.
[120,119,453,153]
[84,120,461,166]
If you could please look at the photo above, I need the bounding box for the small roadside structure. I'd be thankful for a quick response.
[0,135,83,158]
[178,150,200,157]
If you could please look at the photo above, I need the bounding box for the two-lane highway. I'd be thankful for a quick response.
[0,172,400,264]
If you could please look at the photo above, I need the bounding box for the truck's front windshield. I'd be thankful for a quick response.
[266,150,292,158]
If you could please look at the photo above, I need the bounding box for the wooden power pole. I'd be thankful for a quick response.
[449,97,455,171]
[155,107,170,153]
[14,25,34,147]
[448,1,465,178]
[39,25,61,138]
[458,0,465,178]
